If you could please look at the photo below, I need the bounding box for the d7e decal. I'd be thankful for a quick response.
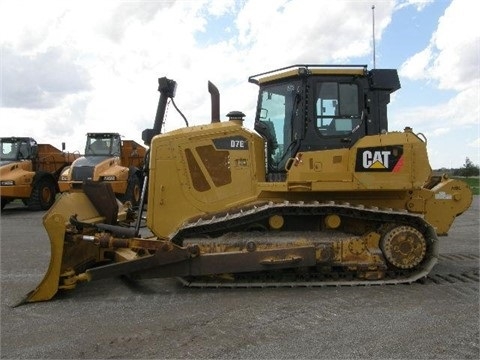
[213,136,249,150]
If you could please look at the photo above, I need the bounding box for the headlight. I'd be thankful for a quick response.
[102,176,116,181]
[1,180,15,186]
[60,176,69,181]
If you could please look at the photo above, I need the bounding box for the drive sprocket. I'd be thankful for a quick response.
[380,225,427,269]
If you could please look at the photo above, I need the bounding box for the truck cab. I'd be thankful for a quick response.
[1,137,78,210]
[58,132,146,206]
[0,137,37,163]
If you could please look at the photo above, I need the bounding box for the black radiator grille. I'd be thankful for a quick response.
[71,166,94,181]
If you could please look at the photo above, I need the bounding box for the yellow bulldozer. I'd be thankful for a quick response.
[0,137,79,210]
[57,133,147,207]
[22,65,472,304]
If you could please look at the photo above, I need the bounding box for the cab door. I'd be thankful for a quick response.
[301,76,366,151]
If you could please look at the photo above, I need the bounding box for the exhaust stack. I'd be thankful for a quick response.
[208,81,220,123]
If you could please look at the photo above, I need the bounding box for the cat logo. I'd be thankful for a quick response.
[355,146,404,172]
[363,150,391,169]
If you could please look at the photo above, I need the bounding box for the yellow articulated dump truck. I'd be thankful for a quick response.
[22,65,472,304]
[57,132,147,206]
[0,137,79,210]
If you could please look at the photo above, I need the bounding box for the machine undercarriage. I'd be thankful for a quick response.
[161,201,438,287]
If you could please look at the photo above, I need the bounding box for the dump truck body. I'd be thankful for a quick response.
[0,137,79,210]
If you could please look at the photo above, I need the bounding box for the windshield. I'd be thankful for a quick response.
[0,139,30,161]
[257,81,301,171]
[85,135,121,156]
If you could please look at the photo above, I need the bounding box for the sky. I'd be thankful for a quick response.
[0,0,479,169]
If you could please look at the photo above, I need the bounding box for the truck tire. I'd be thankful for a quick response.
[28,177,56,210]
[120,174,141,207]
[1,198,11,210]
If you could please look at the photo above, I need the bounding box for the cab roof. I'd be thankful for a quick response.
[0,137,35,143]
[248,64,368,85]
[86,132,121,138]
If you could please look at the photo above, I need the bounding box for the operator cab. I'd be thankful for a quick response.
[250,65,400,181]
[85,133,121,157]
[0,137,37,162]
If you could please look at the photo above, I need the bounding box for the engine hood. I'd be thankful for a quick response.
[0,160,17,167]
[73,156,113,167]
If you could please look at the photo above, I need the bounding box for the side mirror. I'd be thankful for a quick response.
[31,144,38,158]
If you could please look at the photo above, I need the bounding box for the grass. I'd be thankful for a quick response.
[454,176,480,195]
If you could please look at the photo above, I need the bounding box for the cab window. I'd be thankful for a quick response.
[256,81,301,172]
[316,82,360,136]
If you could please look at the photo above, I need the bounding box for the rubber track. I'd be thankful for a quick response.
[170,200,439,288]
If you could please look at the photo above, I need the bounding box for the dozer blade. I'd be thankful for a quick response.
[18,213,67,305]
[18,191,107,305]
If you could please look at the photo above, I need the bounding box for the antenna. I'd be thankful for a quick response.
[372,5,376,68]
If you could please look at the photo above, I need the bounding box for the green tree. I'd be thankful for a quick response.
[458,157,480,177]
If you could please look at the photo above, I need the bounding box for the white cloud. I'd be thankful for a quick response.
[395,0,480,167]
[395,0,434,11]
[0,0,476,168]
[205,0,236,17]
[430,0,480,91]
[391,86,479,131]
[431,127,450,136]
[400,0,480,91]
[399,47,433,81]
[468,138,480,148]
[236,0,395,66]
[1,46,91,108]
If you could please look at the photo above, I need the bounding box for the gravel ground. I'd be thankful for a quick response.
[1,196,478,359]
